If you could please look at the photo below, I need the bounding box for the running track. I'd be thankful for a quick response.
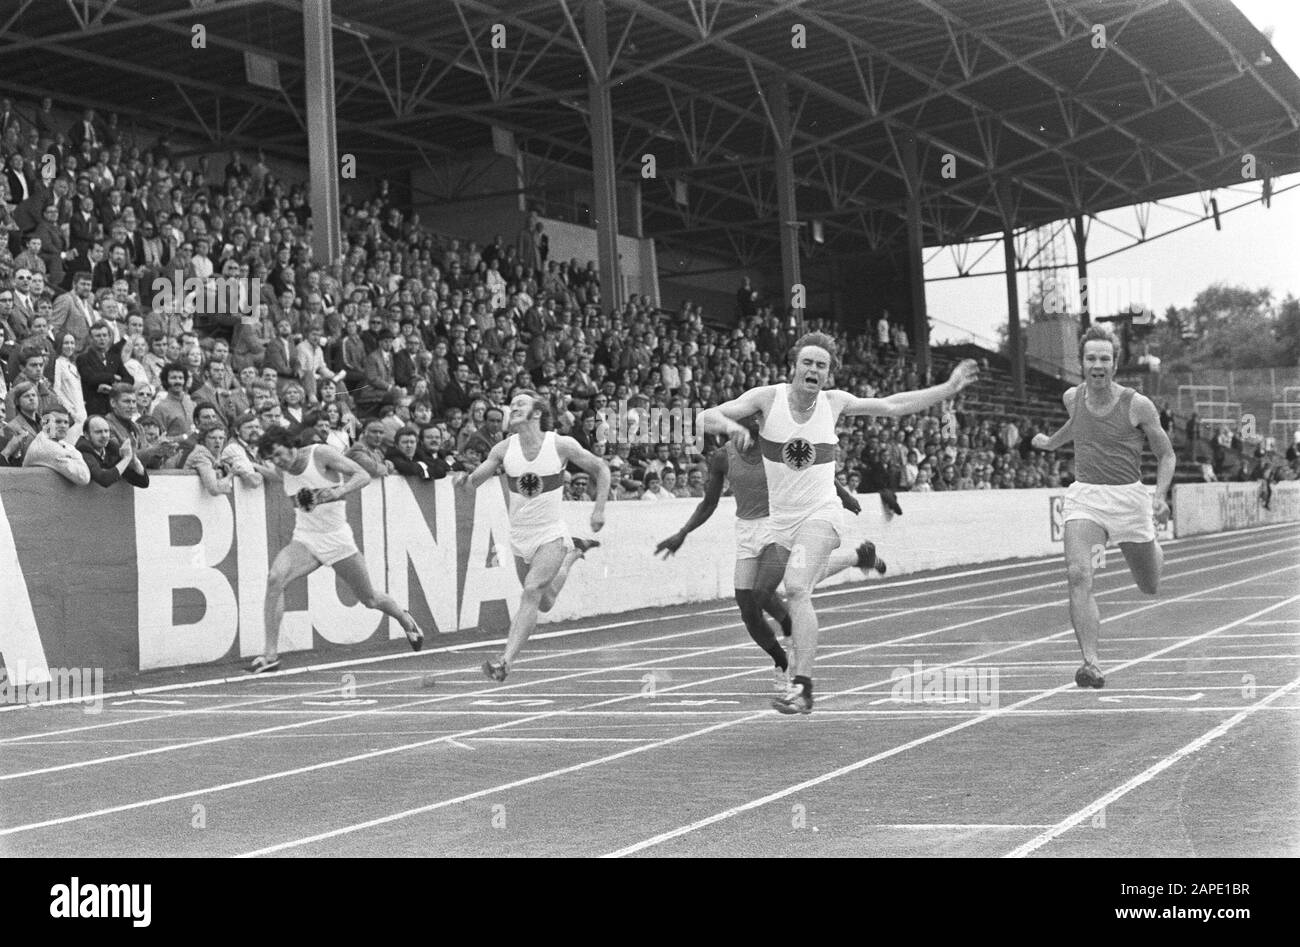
[1,523,1297,858]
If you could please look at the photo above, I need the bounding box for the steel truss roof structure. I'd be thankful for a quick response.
[2,0,1297,278]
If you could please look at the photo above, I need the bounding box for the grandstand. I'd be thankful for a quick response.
[0,0,1298,872]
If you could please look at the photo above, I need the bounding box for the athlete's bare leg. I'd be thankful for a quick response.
[784,521,841,681]
[501,539,569,666]
[1119,540,1163,595]
[331,552,421,636]
[262,541,322,663]
[539,544,582,613]
[1063,520,1108,667]
[734,555,787,672]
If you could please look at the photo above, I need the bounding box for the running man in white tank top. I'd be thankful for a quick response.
[458,389,610,681]
[699,331,978,714]
[655,411,886,694]
[1031,325,1175,688]
[248,425,426,673]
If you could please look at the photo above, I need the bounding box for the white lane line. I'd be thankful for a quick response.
[1004,673,1300,858]
[875,823,1055,830]
[235,563,1300,859]
[601,588,1300,858]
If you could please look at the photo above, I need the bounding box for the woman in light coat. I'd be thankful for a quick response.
[53,332,87,442]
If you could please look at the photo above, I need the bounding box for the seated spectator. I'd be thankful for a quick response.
[77,414,148,489]
[184,422,235,495]
[22,405,90,484]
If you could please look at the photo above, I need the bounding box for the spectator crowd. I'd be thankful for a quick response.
[2,96,1089,503]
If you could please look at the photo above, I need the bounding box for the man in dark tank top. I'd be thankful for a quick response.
[1033,325,1175,688]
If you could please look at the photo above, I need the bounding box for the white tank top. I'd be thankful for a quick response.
[502,431,565,533]
[282,445,346,534]
[759,384,838,527]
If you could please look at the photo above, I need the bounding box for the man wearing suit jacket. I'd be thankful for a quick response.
[8,269,37,337]
[44,133,71,168]
[76,321,128,416]
[92,244,133,295]
[33,204,71,289]
[69,109,100,153]
[49,271,96,353]
[262,318,299,389]
[360,330,401,411]
[4,152,32,206]
[68,195,98,260]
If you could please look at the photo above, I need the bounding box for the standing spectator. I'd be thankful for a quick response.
[22,405,90,484]
[876,311,891,353]
[221,412,265,488]
[53,331,88,440]
[50,271,97,353]
[151,361,196,438]
[0,382,42,465]
[76,321,127,417]
[77,414,148,488]
[4,347,58,421]
[517,212,541,271]
[184,423,235,495]
[345,418,390,477]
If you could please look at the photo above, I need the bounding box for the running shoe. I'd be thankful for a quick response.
[403,612,425,652]
[772,681,813,715]
[482,659,509,682]
[573,537,601,558]
[247,656,281,674]
[855,540,888,575]
[773,663,790,694]
[1074,662,1105,688]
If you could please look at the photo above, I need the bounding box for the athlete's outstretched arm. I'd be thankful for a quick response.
[458,438,508,489]
[316,445,372,502]
[555,435,610,532]
[1133,394,1176,520]
[697,386,777,450]
[836,359,979,418]
[656,450,727,557]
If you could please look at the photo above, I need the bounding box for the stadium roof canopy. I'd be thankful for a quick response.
[3,0,1298,266]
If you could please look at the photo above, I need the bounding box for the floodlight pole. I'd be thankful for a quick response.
[302,0,341,269]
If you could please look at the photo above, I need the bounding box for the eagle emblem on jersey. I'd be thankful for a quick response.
[782,437,815,470]
[519,472,543,497]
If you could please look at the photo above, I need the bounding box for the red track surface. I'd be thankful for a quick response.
[2,523,1297,858]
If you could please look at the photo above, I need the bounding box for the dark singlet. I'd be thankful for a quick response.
[725,438,769,521]
[1073,386,1144,485]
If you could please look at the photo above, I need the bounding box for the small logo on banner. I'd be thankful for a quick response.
[1050,495,1065,542]
[783,437,815,470]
